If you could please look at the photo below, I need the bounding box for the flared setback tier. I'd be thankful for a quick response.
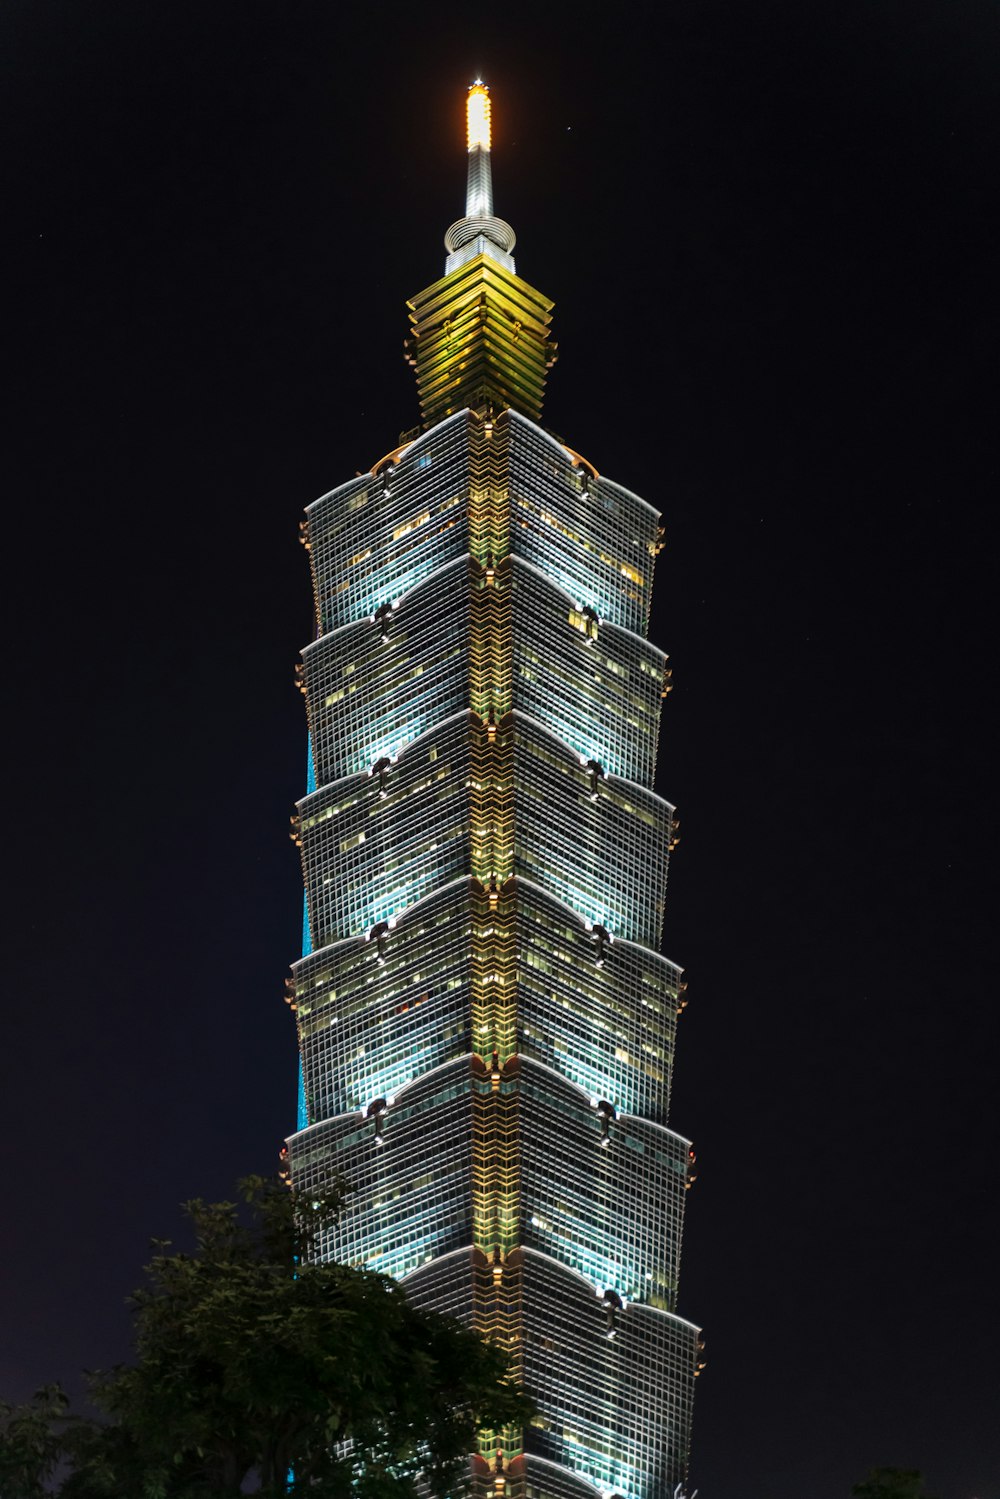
[303,409,662,639]
[291,877,684,1128]
[302,554,668,790]
[288,1054,692,1308]
[294,709,676,952]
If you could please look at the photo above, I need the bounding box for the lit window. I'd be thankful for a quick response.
[392,511,431,541]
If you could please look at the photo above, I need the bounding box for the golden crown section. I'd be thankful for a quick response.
[406,255,557,427]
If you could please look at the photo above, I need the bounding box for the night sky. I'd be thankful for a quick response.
[3,3,997,1496]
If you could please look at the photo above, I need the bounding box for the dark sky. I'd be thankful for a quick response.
[3,2,997,1496]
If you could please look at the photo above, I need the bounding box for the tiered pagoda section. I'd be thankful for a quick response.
[286,83,701,1499]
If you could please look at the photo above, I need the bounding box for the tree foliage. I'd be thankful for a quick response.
[0,1386,70,1499]
[851,1468,937,1499]
[2,1177,530,1498]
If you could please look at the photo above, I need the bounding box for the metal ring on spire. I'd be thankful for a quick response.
[444,215,517,255]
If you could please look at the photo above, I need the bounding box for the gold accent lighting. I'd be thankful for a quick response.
[467,83,491,151]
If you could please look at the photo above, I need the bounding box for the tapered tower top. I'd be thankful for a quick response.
[444,82,517,274]
[406,82,556,428]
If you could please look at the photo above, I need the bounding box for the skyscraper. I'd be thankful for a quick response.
[286,83,702,1499]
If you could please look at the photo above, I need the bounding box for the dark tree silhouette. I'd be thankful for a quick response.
[852,1469,937,1499]
[1,1178,530,1498]
[0,1386,70,1499]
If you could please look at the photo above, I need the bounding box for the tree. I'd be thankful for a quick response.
[0,1386,70,1499]
[851,1469,937,1499]
[2,1177,531,1498]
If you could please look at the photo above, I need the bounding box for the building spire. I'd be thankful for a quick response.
[407,82,556,426]
[464,81,493,218]
[444,81,516,274]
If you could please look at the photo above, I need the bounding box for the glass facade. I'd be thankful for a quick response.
[286,85,700,1499]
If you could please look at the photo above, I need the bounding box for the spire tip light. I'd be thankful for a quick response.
[467,82,491,152]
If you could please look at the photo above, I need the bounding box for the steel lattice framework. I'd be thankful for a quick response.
[286,83,702,1499]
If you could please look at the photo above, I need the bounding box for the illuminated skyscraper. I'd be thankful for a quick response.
[287,83,702,1499]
